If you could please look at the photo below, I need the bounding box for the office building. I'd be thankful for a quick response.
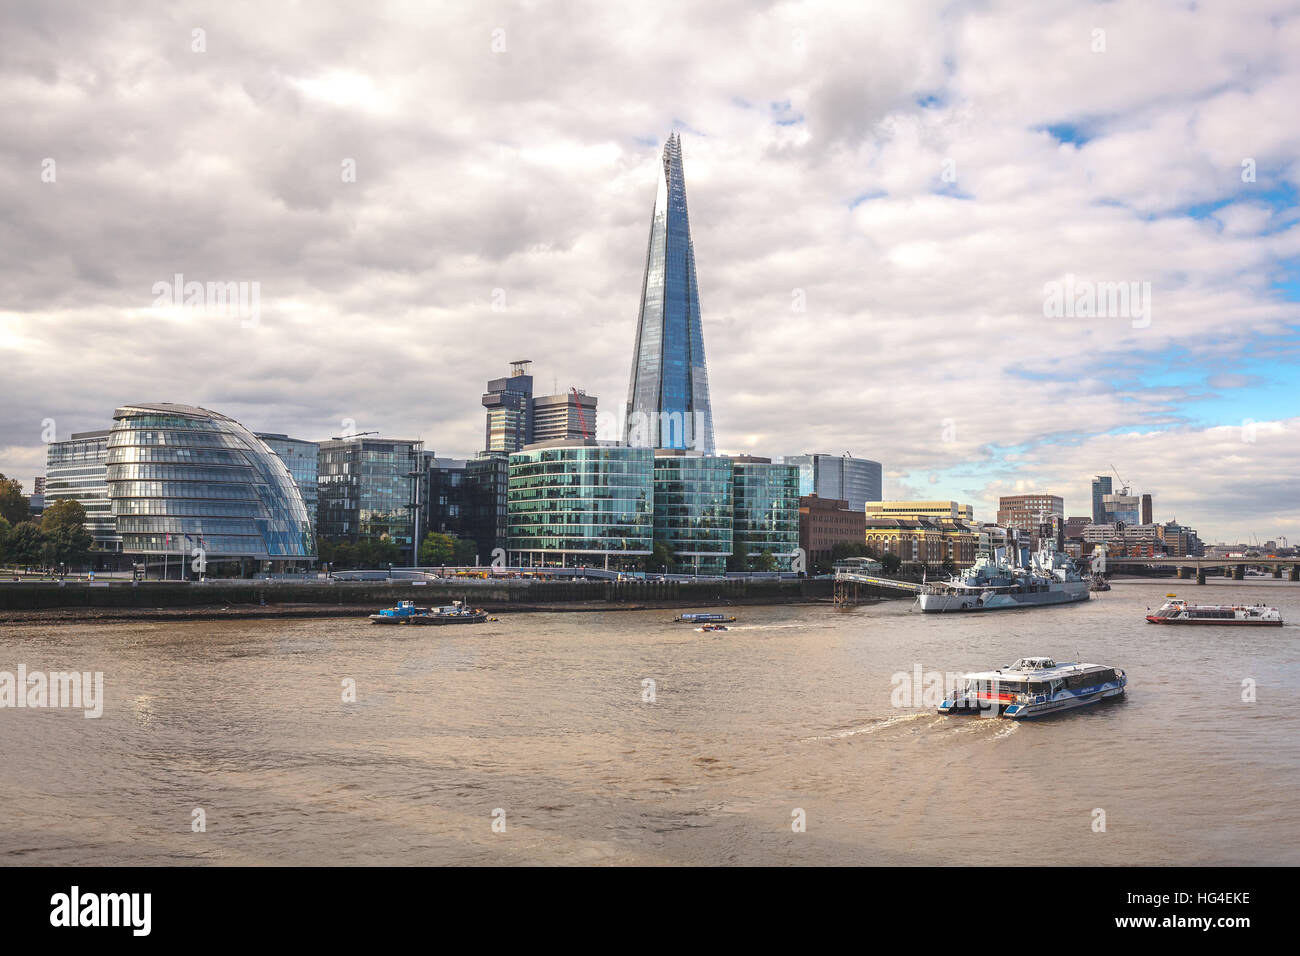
[423,456,468,538]
[507,442,654,568]
[256,433,319,534]
[730,457,799,570]
[652,451,733,574]
[623,133,716,454]
[996,493,1064,547]
[532,390,598,444]
[482,360,534,454]
[799,495,866,569]
[864,500,975,523]
[864,518,978,569]
[1102,492,1141,527]
[784,454,882,512]
[1141,493,1153,525]
[464,453,509,563]
[105,403,314,567]
[44,429,120,550]
[317,436,422,560]
[1091,476,1113,525]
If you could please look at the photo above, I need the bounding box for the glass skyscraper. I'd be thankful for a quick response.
[624,133,716,454]
[317,436,422,557]
[784,454,882,512]
[731,458,800,570]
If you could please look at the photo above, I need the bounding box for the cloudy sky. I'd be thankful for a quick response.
[1,0,1297,543]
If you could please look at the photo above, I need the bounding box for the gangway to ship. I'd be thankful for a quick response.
[832,569,928,604]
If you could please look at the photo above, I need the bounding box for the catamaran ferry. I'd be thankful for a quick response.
[1146,597,1282,626]
[917,547,1090,613]
[938,657,1126,719]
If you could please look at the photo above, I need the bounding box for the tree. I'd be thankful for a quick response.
[419,532,456,566]
[880,552,902,575]
[754,549,777,573]
[0,475,29,526]
[651,539,675,572]
[39,499,92,565]
[5,522,45,564]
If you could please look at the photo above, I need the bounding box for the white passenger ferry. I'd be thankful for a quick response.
[937,657,1126,719]
[1146,597,1282,626]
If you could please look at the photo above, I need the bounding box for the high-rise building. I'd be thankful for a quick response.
[532,390,597,444]
[482,360,534,454]
[256,433,319,535]
[317,436,422,560]
[32,477,46,495]
[1102,492,1140,527]
[1091,476,1113,524]
[507,442,654,568]
[106,404,314,569]
[784,454,882,512]
[44,430,119,550]
[730,457,800,570]
[624,134,716,454]
[1141,492,1153,525]
[652,451,733,574]
[423,455,468,538]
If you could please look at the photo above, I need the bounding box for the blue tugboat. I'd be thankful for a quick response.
[369,600,491,625]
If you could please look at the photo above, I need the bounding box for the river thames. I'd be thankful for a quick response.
[2,579,1296,865]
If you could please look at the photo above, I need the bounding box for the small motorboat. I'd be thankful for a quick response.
[696,623,729,632]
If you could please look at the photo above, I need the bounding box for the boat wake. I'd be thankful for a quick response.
[803,712,934,741]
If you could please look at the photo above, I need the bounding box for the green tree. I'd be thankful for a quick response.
[651,539,675,572]
[0,475,29,526]
[40,499,92,565]
[880,552,902,575]
[6,522,45,564]
[419,532,456,566]
[754,549,777,572]
[0,515,10,562]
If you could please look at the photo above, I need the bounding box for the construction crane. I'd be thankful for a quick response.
[1109,464,1131,496]
[571,387,591,440]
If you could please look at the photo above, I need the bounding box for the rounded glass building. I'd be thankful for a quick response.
[507,443,653,568]
[106,403,315,568]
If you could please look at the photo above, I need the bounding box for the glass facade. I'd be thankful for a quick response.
[45,430,119,549]
[465,452,509,562]
[105,404,314,560]
[507,445,653,565]
[732,460,800,570]
[624,133,716,454]
[482,365,534,453]
[317,437,421,555]
[785,454,881,512]
[256,433,319,535]
[653,454,732,573]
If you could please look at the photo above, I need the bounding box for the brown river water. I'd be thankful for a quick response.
[1,579,1297,865]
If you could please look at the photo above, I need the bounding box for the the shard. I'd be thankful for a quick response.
[624,133,716,454]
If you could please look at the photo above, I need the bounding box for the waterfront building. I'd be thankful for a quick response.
[256,433,319,534]
[44,429,120,550]
[784,454,881,512]
[482,360,534,454]
[423,456,468,538]
[652,451,733,574]
[799,494,867,569]
[532,390,598,444]
[317,436,422,561]
[864,500,974,523]
[105,403,313,569]
[1159,521,1203,557]
[623,133,716,454]
[507,442,654,568]
[1091,476,1113,525]
[464,452,510,563]
[865,517,978,570]
[730,457,799,570]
